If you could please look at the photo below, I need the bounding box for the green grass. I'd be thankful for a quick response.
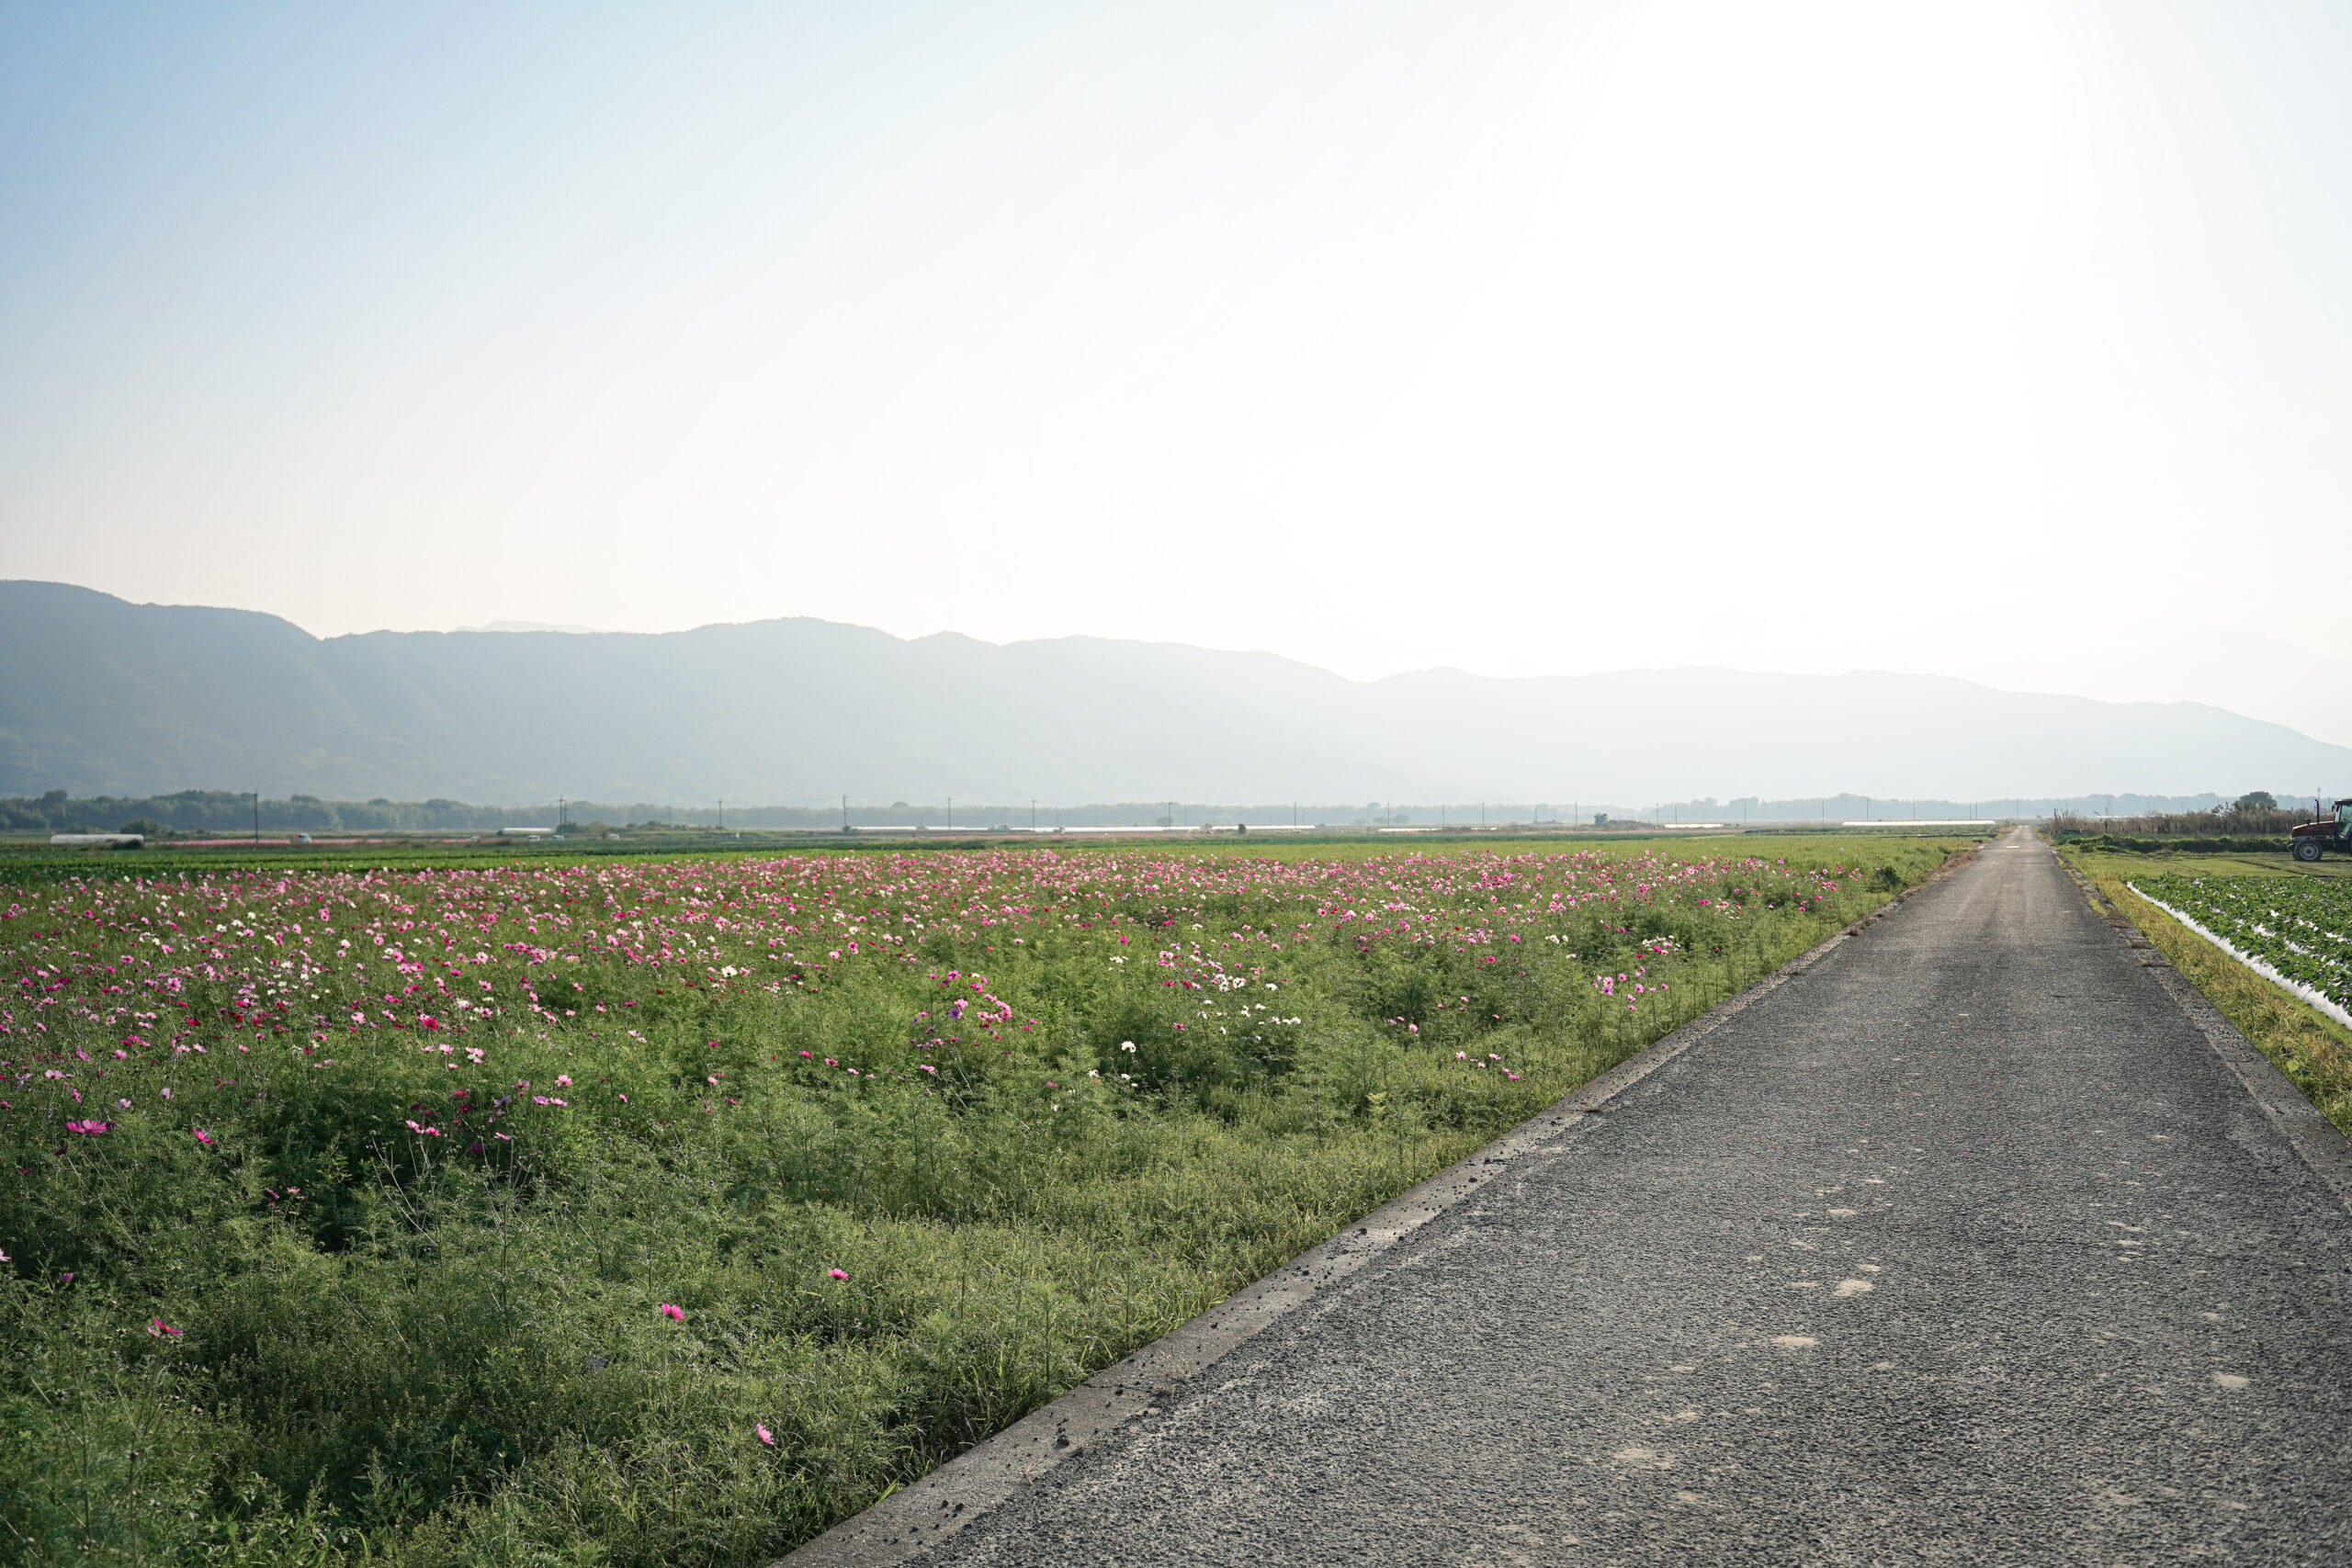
[1,834,1964,1565]
[0,819,1947,882]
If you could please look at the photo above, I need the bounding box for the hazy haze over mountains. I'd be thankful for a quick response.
[8,7,2352,698]
[5,582,2345,809]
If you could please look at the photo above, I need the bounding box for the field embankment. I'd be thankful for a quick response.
[2,835,1962,1565]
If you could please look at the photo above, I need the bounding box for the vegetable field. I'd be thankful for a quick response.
[2132,874,2352,1022]
[2,837,1951,1566]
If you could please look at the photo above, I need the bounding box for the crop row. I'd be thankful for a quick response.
[2132,874,2352,1017]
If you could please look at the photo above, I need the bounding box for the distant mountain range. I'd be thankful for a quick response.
[4,581,2346,807]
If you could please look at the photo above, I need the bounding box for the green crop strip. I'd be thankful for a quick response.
[2130,874,2352,1023]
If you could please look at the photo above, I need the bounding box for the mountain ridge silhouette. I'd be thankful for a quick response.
[5,580,2344,806]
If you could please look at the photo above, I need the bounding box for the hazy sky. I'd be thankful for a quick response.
[6,2,2350,689]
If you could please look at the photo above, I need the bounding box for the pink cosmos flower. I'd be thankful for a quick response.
[192,1128,215,1146]
[827,1268,848,1280]
[756,1422,777,1446]
[660,1303,685,1321]
[148,1318,180,1337]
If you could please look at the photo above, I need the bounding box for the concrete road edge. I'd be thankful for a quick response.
[777,842,1983,1566]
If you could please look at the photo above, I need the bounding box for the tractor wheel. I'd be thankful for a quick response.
[2293,839,2324,863]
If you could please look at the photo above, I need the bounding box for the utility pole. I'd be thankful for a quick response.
[717,798,724,830]
[841,795,849,833]
[1031,798,1037,830]
[251,791,260,843]
[947,796,954,831]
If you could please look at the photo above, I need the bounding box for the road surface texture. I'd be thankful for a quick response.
[798,830,2352,1564]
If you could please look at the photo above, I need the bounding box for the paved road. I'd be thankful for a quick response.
[920,831,2352,1564]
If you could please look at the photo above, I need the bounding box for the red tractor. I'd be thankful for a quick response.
[2290,798,2352,863]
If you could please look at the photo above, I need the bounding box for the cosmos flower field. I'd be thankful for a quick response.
[1,835,1952,1565]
